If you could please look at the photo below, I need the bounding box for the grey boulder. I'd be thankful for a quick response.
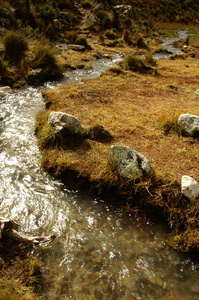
[109,145,153,181]
[178,113,199,136]
[48,111,81,134]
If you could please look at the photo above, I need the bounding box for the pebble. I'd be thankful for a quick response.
[156,277,163,287]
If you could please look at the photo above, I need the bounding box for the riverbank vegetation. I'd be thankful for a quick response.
[0,239,42,300]
[36,44,199,252]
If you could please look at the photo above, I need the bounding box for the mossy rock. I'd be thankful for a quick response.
[109,145,153,181]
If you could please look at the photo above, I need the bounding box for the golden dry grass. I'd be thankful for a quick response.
[0,240,42,300]
[40,54,199,183]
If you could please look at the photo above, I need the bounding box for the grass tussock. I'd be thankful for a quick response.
[124,54,155,73]
[65,31,78,44]
[0,0,11,10]
[157,110,182,135]
[3,30,29,63]
[32,41,63,77]
[75,36,92,50]
[39,3,57,21]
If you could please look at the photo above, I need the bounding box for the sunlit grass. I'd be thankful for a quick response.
[39,51,199,183]
[0,252,41,300]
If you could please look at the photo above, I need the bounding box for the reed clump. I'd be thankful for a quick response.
[124,54,154,73]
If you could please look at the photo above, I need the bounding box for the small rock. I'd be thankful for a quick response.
[94,4,105,12]
[155,277,163,287]
[53,19,62,30]
[68,44,85,52]
[85,13,98,25]
[48,111,81,134]
[0,86,12,98]
[163,282,167,289]
[92,50,103,59]
[181,175,199,202]
[178,113,199,136]
[195,89,199,96]
[114,5,133,17]
[0,27,6,36]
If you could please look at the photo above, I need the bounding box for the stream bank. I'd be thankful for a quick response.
[36,29,199,253]
[3,84,199,300]
[0,28,199,299]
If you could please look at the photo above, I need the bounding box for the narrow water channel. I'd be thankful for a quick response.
[0,41,198,300]
[154,29,188,59]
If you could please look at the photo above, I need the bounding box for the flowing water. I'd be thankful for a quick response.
[0,45,199,300]
[153,30,189,59]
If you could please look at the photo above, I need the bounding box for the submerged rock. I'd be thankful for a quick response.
[109,145,153,181]
[181,175,199,202]
[0,86,12,98]
[178,113,199,136]
[48,111,81,134]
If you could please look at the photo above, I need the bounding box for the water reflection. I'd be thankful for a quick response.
[0,56,198,299]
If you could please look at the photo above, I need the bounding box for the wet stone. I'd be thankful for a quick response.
[155,277,163,287]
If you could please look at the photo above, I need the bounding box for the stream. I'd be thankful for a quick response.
[153,29,189,59]
[0,32,199,300]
